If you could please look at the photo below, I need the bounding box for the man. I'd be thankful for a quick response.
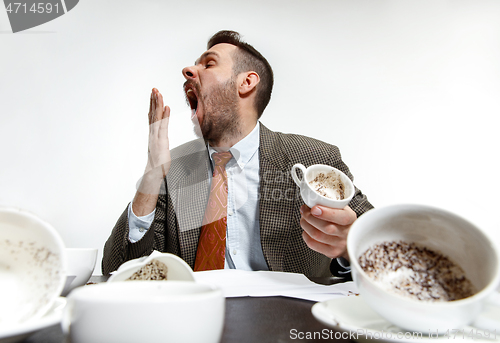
[102,30,373,277]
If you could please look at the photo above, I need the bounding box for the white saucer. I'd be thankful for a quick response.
[312,296,500,342]
[0,297,66,343]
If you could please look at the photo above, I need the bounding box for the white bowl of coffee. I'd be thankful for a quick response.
[64,281,224,343]
[347,204,500,332]
[0,207,66,329]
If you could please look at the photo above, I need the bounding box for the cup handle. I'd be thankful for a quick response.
[291,164,307,188]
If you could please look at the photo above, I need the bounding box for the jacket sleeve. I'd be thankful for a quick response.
[326,145,373,278]
[102,183,169,275]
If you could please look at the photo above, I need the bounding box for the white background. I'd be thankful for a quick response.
[1,0,499,275]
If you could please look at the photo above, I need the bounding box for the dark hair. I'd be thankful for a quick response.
[207,30,273,118]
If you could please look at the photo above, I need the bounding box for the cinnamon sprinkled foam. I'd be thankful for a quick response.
[126,259,168,281]
[359,241,476,302]
[309,171,345,200]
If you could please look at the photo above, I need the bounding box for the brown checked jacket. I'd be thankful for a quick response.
[102,123,373,276]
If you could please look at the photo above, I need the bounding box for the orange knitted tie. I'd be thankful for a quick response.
[194,151,232,271]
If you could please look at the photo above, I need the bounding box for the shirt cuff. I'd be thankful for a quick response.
[128,202,155,243]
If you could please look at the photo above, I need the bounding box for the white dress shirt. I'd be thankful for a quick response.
[128,123,268,271]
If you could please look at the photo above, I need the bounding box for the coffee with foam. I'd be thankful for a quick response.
[308,171,345,200]
[359,241,476,302]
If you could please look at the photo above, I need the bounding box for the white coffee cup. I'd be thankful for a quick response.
[347,204,500,332]
[61,248,98,296]
[291,164,354,209]
[63,281,225,343]
[107,251,195,282]
[0,207,66,328]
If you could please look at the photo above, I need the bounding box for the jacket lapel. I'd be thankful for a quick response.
[258,123,299,271]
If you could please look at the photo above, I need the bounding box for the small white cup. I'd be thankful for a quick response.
[347,204,500,332]
[291,163,354,209]
[63,281,225,343]
[0,207,66,328]
[107,251,195,282]
[61,248,98,296]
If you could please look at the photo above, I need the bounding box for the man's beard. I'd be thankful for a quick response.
[188,78,241,146]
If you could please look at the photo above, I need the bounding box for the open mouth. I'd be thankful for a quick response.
[185,86,198,117]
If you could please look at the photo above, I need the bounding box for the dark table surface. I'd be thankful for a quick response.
[22,276,355,343]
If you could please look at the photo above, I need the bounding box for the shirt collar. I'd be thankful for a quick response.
[207,122,260,169]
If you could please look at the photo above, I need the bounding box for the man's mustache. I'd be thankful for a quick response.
[183,80,199,93]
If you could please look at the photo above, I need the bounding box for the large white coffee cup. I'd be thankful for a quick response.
[0,207,66,328]
[347,204,500,332]
[291,164,354,209]
[63,281,225,343]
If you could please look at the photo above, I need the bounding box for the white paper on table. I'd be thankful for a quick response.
[193,270,359,302]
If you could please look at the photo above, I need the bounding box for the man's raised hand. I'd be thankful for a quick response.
[134,88,171,203]
[146,88,171,178]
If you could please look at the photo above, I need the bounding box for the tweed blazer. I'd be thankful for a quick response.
[102,123,373,276]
